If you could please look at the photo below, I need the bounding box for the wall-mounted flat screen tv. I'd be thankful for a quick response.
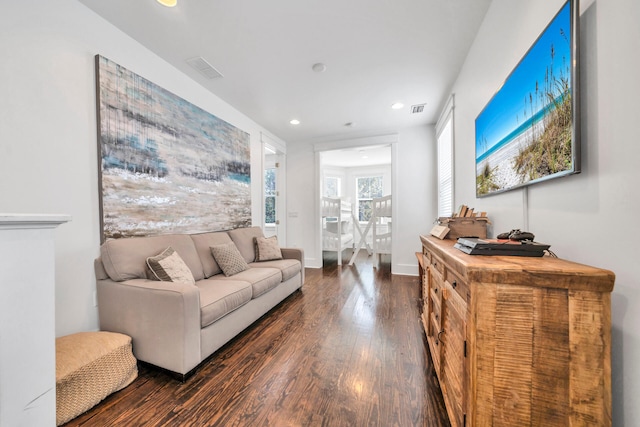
[475,0,580,197]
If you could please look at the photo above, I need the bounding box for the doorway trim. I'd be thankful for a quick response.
[261,132,286,244]
[314,133,399,269]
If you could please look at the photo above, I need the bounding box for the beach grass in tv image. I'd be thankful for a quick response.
[475,1,578,197]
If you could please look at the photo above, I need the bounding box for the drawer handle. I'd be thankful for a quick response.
[437,329,445,343]
[452,280,457,289]
[434,287,438,293]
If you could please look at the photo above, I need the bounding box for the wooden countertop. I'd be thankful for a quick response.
[420,235,615,292]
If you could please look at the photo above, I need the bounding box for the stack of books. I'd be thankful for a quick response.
[454,237,550,257]
[452,204,486,218]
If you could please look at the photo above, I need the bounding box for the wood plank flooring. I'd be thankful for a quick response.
[65,252,450,426]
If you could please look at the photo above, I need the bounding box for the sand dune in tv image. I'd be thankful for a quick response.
[475,2,573,197]
[97,55,251,239]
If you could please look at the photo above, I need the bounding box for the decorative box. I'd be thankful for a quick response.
[438,216,489,240]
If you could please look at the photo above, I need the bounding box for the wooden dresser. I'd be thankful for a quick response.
[419,235,615,427]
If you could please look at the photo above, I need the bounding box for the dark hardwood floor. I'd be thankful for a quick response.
[66,251,450,426]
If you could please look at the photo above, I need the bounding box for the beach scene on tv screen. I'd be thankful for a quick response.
[475,2,573,197]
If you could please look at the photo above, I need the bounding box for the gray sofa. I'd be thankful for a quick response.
[94,226,304,379]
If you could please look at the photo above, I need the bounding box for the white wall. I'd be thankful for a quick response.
[0,0,284,337]
[393,126,437,274]
[287,125,437,272]
[451,0,640,425]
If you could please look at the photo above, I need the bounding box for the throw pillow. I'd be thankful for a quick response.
[146,247,196,285]
[210,242,249,276]
[255,236,283,261]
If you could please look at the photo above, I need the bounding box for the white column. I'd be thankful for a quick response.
[0,214,70,427]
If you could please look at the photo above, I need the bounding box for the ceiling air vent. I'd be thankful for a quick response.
[410,104,426,114]
[186,56,223,79]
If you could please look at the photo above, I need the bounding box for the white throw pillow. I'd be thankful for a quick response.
[146,247,196,285]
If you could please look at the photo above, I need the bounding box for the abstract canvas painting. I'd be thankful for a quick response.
[95,55,251,241]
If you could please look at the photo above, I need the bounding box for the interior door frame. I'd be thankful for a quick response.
[261,132,286,244]
[314,133,398,268]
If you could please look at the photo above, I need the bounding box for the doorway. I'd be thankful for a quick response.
[319,144,392,266]
[263,138,286,243]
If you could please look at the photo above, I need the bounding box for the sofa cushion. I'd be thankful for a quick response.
[210,242,249,277]
[197,279,252,327]
[248,259,301,282]
[146,247,196,285]
[227,226,264,263]
[214,267,282,298]
[255,236,283,261]
[190,231,232,278]
[100,234,204,282]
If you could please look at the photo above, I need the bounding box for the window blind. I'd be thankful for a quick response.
[436,95,454,218]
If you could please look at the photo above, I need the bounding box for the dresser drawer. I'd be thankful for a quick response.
[429,252,445,276]
[445,267,470,303]
[430,289,441,327]
[430,265,444,296]
[426,332,441,378]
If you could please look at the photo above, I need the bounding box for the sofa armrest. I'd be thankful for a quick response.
[94,257,109,280]
[280,247,305,284]
[96,277,201,375]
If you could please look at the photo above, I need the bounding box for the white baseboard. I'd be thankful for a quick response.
[304,258,419,275]
[392,263,419,276]
[305,257,322,269]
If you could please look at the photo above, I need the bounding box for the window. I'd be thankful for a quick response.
[264,168,276,224]
[356,176,383,221]
[323,176,341,198]
[436,95,454,218]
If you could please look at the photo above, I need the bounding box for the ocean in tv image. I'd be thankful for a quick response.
[475,1,573,197]
[96,55,251,239]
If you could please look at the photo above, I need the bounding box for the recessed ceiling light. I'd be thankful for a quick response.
[157,0,177,6]
[289,119,300,125]
[312,63,327,73]
[391,102,404,110]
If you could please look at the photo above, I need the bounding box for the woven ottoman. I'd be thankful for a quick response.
[56,331,138,426]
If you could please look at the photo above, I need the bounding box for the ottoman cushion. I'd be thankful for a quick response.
[56,331,137,426]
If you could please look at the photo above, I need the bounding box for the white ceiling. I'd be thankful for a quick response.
[321,145,391,168]
[78,0,491,144]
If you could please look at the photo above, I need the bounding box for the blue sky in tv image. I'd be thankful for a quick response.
[475,1,571,160]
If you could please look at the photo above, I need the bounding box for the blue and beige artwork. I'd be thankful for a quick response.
[96,55,251,240]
